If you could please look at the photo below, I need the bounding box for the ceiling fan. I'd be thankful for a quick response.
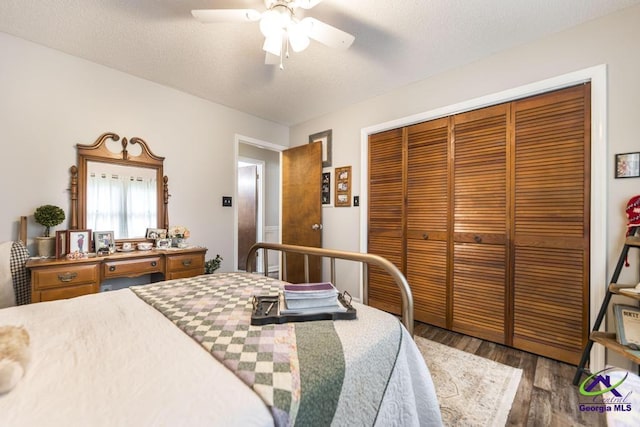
[192,0,355,69]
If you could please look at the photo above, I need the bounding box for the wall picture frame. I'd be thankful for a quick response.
[322,171,331,205]
[55,230,67,258]
[93,230,115,254]
[67,229,92,254]
[309,129,332,168]
[334,166,352,207]
[615,152,640,178]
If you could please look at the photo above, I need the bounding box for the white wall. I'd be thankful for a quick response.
[0,32,289,271]
[290,4,640,366]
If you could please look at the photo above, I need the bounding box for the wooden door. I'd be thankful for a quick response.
[511,84,590,364]
[282,142,322,283]
[367,128,404,315]
[406,118,450,327]
[451,104,510,344]
[238,165,257,271]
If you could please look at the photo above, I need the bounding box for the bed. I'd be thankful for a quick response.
[0,243,442,426]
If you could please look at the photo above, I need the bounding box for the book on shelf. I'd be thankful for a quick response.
[614,304,640,350]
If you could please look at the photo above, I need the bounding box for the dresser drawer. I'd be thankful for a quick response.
[166,253,205,273]
[33,264,99,290]
[103,257,164,278]
[38,283,98,301]
[166,268,205,280]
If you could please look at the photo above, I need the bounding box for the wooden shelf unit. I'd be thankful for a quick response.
[573,231,640,384]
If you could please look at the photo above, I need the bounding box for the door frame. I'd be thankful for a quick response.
[360,64,608,372]
[238,159,264,271]
[234,134,287,273]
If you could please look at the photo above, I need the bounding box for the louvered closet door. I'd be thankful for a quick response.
[368,128,404,314]
[406,118,449,327]
[452,104,509,344]
[512,84,590,364]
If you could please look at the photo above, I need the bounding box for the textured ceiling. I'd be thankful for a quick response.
[1,0,639,126]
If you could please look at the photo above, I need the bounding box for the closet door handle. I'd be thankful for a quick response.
[474,235,483,243]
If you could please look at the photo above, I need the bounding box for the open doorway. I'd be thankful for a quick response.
[235,135,285,275]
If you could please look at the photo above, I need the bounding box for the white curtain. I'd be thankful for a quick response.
[87,173,156,239]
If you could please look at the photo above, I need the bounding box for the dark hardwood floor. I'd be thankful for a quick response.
[413,322,606,427]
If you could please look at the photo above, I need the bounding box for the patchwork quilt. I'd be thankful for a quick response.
[132,272,401,426]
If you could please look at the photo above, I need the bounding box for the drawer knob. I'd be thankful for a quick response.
[151,261,157,267]
[58,272,78,282]
[422,233,429,240]
[109,266,116,272]
[182,259,192,267]
[474,235,483,243]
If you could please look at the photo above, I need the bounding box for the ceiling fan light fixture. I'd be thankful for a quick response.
[288,22,310,52]
[263,32,283,56]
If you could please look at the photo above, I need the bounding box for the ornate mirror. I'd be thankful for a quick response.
[70,132,169,243]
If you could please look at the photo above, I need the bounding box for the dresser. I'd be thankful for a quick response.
[26,247,207,302]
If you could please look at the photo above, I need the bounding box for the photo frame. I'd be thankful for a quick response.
[322,172,331,205]
[615,152,640,178]
[146,228,167,239]
[309,129,332,168]
[55,230,67,259]
[155,238,171,249]
[614,304,640,350]
[67,229,91,254]
[334,166,352,207]
[93,231,115,254]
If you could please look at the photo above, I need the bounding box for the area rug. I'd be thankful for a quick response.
[414,337,522,427]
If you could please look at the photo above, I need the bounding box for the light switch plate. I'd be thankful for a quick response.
[354,196,360,207]
[222,196,232,207]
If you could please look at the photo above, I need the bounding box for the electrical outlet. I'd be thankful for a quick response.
[222,196,232,207]
[354,196,360,207]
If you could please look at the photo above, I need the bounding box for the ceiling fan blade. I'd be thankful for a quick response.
[300,17,354,50]
[294,0,324,9]
[191,9,261,23]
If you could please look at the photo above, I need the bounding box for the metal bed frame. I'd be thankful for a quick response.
[246,242,414,336]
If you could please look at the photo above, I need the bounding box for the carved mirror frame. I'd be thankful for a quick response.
[69,132,169,244]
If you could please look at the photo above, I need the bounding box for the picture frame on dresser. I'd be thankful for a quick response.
[55,230,67,259]
[67,229,92,254]
[93,231,115,254]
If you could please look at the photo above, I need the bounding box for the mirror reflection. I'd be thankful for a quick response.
[86,161,157,239]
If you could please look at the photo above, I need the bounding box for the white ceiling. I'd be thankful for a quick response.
[1,0,639,126]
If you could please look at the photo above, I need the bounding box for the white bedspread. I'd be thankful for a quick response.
[0,286,442,426]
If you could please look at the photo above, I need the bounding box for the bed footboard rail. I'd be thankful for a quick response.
[246,242,414,336]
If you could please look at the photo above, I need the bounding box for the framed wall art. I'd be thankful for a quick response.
[67,229,91,254]
[615,152,640,178]
[309,129,332,168]
[322,172,331,205]
[334,166,351,207]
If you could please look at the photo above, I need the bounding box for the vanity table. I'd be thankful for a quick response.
[27,132,210,303]
[27,247,207,302]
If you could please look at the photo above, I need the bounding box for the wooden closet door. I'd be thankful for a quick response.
[512,84,590,364]
[452,104,510,343]
[406,118,449,327]
[368,128,404,314]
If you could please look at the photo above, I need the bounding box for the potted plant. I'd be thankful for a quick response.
[204,254,223,274]
[34,204,65,257]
